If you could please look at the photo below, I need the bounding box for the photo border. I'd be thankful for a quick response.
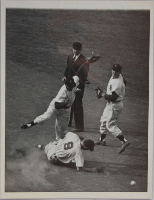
[1,0,153,199]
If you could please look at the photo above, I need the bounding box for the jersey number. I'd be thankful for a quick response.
[64,142,73,150]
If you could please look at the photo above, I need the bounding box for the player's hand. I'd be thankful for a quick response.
[75,88,82,93]
[95,87,105,99]
[62,77,66,82]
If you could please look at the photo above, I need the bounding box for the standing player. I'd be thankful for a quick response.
[95,64,130,153]
[21,76,79,141]
[35,131,95,171]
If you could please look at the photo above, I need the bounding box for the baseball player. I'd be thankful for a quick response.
[35,131,95,171]
[95,64,130,153]
[21,76,79,141]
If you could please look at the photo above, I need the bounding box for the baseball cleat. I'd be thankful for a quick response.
[119,141,130,154]
[21,123,32,129]
[34,144,45,150]
[21,121,36,129]
[21,124,29,129]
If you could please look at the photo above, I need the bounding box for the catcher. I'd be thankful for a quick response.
[95,64,130,154]
[21,76,79,141]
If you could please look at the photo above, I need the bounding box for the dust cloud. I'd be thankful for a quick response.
[5,143,59,192]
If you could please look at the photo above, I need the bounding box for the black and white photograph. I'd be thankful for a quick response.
[1,0,153,199]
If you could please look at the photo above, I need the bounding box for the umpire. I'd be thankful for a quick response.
[63,42,89,132]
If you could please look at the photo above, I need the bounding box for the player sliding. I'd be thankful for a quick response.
[95,64,130,153]
[35,131,96,172]
[21,76,79,141]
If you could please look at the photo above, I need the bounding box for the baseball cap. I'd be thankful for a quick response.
[84,139,95,151]
[73,42,82,50]
[112,64,122,72]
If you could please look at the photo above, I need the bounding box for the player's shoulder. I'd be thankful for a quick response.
[113,75,124,83]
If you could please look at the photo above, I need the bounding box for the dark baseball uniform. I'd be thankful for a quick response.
[64,53,89,129]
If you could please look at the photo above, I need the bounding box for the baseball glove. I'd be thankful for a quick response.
[95,87,103,99]
[87,55,100,64]
[55,102,69,109]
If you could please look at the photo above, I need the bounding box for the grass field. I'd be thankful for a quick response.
[4,9,149,193]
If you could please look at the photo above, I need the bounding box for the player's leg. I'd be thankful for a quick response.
[68,103,74,127]
[44,142,58,161]
[34,102,55,124]
[107,103,130,153]
[55,109,70,140]
[35,141,61,165]
[73,90,84,132]
[95,103,109,145]
[21,102,55,129]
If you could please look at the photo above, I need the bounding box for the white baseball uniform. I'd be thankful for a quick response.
[44,132,84,168]
[34,76,79,140]
[100,74,125,137]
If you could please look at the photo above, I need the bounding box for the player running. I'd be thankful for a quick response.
[21,76,79,141]
[35,131,95,172]
[95,64,130,153]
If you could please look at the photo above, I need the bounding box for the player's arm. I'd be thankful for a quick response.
[75,153,96,172]
[104,91,118,102]
[63,56,69,81]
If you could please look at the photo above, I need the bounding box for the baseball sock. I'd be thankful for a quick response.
[27,121,36,127]
[116,134,127,144]
[21,121,36,129]
[99,134,106,141]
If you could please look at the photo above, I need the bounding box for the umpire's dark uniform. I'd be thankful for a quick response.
[64,42,89,131]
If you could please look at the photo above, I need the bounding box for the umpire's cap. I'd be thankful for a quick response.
[73,42,82,50]
[112,64,122,72]
[84,139,95,151]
